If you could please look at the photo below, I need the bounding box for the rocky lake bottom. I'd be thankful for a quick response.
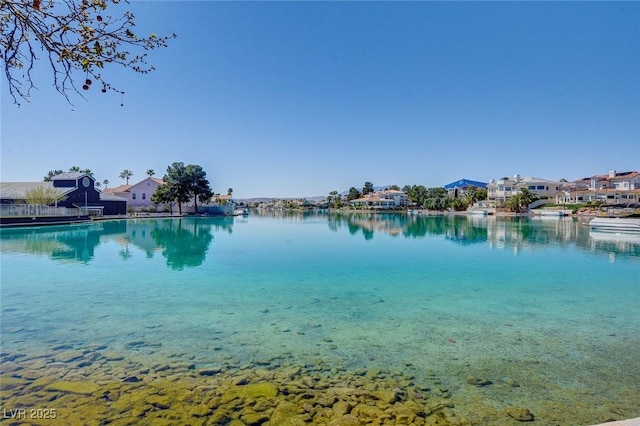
[1,327,639,426]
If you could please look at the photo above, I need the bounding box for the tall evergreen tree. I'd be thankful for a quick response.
[162,162,190,215]
[347,187,362,201]
[185,164,213,213]
[362,181,374,195]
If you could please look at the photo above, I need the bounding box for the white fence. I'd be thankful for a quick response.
[0,204,86,217]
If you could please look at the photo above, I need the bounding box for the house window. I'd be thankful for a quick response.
[536,185,545,190]
[528,186,536,190]
[142,193,146,200]
[132,193,136,200]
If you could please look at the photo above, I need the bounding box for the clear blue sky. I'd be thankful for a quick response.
[2,1,639,198]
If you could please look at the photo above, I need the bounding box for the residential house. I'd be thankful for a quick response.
[557,170,640,205]
[350,189,408,209]
[377,189,409,207]
[487,174,561,203]
[104,177,166,210]
[0,173,126,215]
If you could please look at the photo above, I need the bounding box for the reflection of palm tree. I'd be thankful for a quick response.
[119,247,133,260]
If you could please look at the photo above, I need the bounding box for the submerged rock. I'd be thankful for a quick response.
[45,380,99,394]
[56,349,85,362]
[198,367,222,376]
[466,375,492,386]
[102,350,125,361]
[506,377,520,387]
[270,400,305,426]
[327,414,361,426]
[505,406,535,421]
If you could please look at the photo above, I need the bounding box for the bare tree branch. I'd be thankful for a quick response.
[1,0,175,105]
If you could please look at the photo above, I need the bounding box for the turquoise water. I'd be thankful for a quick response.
[1,212,639,424]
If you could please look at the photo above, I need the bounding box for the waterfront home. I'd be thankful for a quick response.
[104,177,166,211]
[377,189,409,207]
[487,174,561,203]
[350,195,396,209]
[353,189,409,206]
[585,169,640,191]
[0,173,126,215]
[556,170,640,205]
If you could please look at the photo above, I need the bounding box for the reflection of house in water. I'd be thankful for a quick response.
[0,221,127,263]
[486,216,584,255]
[121,219,164,257]
[444,216,488,245]
[0,218,237,268]
[345,214,408,240]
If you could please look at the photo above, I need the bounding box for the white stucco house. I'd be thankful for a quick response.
[104,177,166,210]
[487,174,561,203]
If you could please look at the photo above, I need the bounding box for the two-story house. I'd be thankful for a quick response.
[487,174,561,203]
[350,189,409,209]
[104,177,166,210]
[558,170,640,205]
[0,173,127,215]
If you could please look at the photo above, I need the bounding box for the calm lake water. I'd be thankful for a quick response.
[1,212,639,425]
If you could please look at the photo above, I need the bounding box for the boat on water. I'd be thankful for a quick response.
[589,217,640,233]
[233,208,249,216]
[536,210,568,217]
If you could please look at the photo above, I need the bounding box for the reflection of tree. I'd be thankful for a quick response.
[0,223,120,263]
[150,219,214,270]
[119,247,133,260]
[444,216,488,245]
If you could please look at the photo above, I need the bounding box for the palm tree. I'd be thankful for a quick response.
[146,169,155,177]
[103,179,109,189]
[507,188,536,213]
[119,169,133,185]
[67,166,93,177]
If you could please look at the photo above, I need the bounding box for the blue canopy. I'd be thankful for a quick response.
[444,179,488,190]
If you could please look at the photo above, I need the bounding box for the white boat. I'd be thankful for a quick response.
[589,217,640,233]
[470,210,488,216]
[536,210,568,217]
[233,208,249,216]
